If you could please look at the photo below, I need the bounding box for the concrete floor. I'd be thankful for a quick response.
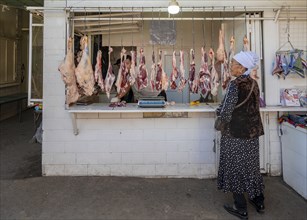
[0,110,306,220]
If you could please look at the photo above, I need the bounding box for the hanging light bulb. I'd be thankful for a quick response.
[168,0,180,14]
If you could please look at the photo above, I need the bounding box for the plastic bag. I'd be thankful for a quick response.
[30,121,42,144]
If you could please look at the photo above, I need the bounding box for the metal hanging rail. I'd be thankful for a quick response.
[70,17,306,21]
[27,6,307,13]
[26,6,307,21]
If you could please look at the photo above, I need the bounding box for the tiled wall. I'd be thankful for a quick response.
[43,111,217,177]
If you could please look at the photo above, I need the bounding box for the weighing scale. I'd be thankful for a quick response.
[137,96,166,108]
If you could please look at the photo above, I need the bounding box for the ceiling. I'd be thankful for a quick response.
[0,0,43,8]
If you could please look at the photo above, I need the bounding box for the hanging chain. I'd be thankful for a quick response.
[286,6,294,49]
[286,6,290,42]
[172,14,175,51]
[219,11,222,28]
[202,7,205,47]
[192,7,195,50]
[180,8,183,49]
[108,7,111,47]
[244,6,247,36]
[232,6,235,36]
[159,9,161,49]
[223,6,226,25]
[131,7,134,48]
[141,7,144,48]
[98,7,101,49]
[83,7,86,35]
[152,7,154,52]
[68,9,72,38]
[121,7,123,47]
[211,7,214,49]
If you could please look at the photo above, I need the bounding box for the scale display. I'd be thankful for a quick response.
[137,96,166,108]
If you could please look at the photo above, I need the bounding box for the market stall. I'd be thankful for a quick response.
[29,0,306,177]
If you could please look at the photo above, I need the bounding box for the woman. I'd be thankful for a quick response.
[216,51,265,220]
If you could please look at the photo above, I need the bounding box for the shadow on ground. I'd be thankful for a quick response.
[0,109,42,179]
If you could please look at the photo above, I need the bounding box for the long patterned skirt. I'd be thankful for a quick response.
[217,135,264,199]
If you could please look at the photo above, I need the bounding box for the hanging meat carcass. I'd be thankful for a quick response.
[94,50,105,91]
[58,37,80,105]
[220,36,235,90]
[135,48,148,90]
[150,51,156,91]
[188,49,198,93]
[75,36,95,96]
[209,48,219,96]
[75,38,86,65]
[198,47,211,96]
[221,53,231,90]
[216,27,226,62]
[129,50,136,85]
[105,47,116,99]
[243,35,259,79]
[155,50,169,91]
[177,50,187,92]
[115,48,131,95]
[228,36,235,65]
[170,51,179,90]
[243,35,250,52]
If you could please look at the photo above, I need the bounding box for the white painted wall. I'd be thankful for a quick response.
[263,10,307,106]
[42,0,306,177]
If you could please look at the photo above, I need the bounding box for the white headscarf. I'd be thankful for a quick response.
[233,51,259,75]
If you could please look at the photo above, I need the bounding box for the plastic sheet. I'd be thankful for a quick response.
[150,21,176,45]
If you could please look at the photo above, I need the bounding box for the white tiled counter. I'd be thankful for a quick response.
[43,103,217,177]
[43,101,306,177]
[68,103,216,135]
[68,103,216,113]
[67,103,306,136]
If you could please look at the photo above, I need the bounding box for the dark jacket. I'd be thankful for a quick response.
[121,88,134,103]
[229,75,264,138]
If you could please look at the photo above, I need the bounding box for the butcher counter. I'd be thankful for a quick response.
[68,103,306,135]
[41,103,306,177]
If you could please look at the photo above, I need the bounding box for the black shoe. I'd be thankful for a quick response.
[249,199,265,213]
[223,204,248,220]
